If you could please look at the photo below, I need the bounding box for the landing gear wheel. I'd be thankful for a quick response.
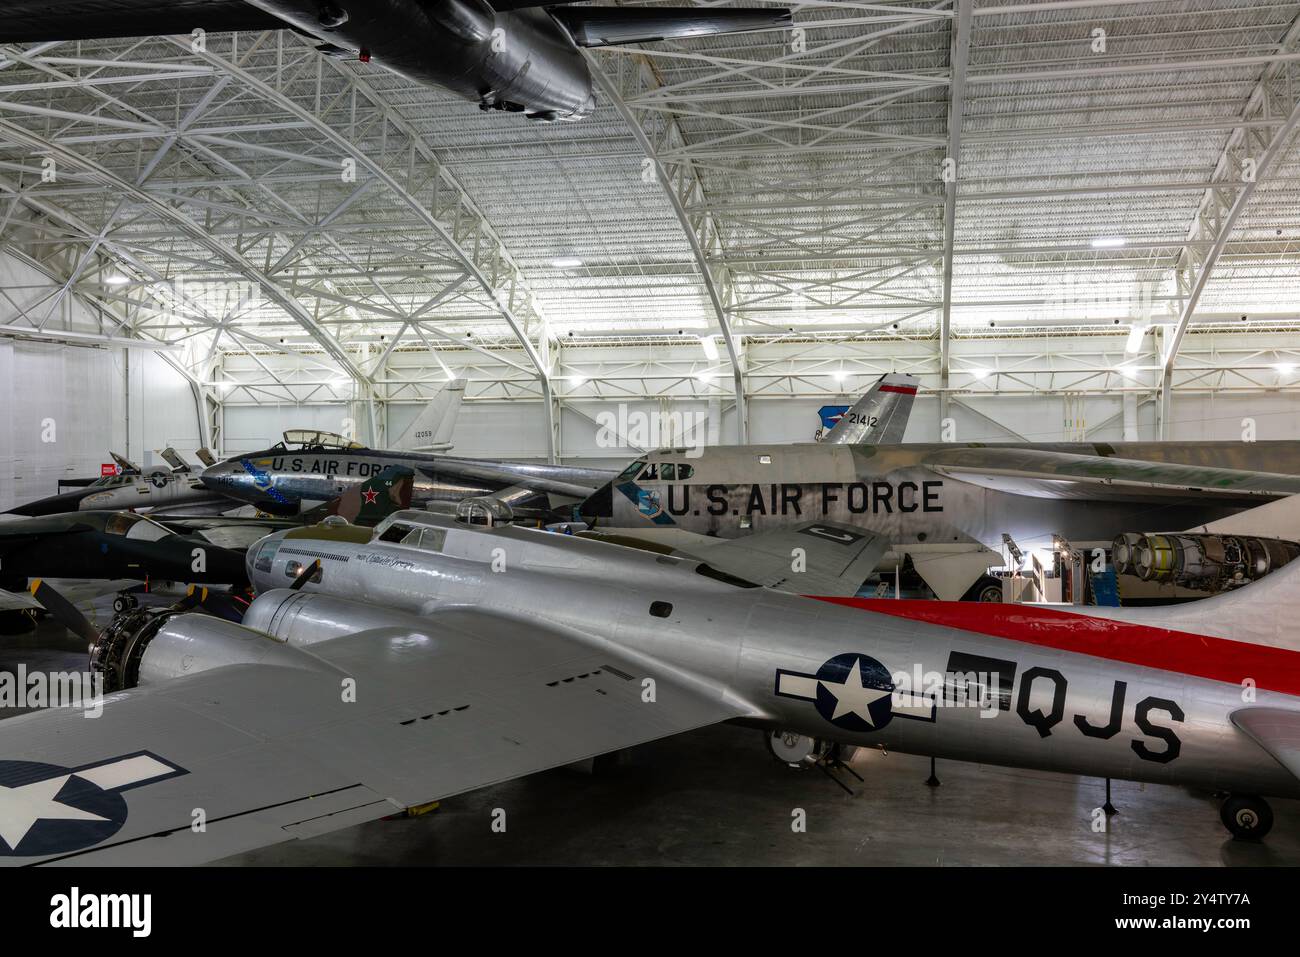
[960,575,1004,603]
[1219,794,1273,840]
[765,730,829,768]
[111,594,138,614]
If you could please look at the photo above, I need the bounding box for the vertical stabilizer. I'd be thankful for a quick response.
[820,373,919,445]
[392,378,466,452]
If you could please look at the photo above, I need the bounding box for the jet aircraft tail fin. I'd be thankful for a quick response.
[1187,493,1300,541]
[306,466,415,527]
[820,373,919,445]
[1092,548,1300,652]
[392,379,466,452]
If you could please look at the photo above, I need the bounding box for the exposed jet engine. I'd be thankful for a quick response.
[1111,531,1300,592]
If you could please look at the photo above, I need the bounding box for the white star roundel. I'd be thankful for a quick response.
[775,654,938,733]
[0,754,186,857]
[812,653,897,731]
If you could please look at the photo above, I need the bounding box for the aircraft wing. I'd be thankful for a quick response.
[0,610,746,865]
[418,461,602,500]
[678,520,888,597]
[0,1,283,43]
[0,587,40,613]
[924,447,1300,503]
[551,7,792,48]
[1231,708,1300,783]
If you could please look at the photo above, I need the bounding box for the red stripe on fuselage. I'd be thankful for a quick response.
[808,596,1300,697]
[878,385,917,395]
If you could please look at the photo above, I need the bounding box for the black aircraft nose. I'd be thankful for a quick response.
[580,481,613,520]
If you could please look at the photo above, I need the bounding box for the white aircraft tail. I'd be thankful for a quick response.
[392,378,466,452]
[1186,493,1300,540]
[1103,546,1300,650]
[820,373,918,445]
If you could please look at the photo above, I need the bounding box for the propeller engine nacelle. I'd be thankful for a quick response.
[242,589,432,647]
[91,590,432,692]
[90,606,325,692]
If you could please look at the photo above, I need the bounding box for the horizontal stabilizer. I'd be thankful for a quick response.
[677,521,887,597]
[1232,708,1300,783]
[553,7,792,48]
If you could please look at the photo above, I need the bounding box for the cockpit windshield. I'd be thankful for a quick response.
[617,459,646,481]
[283,429,364,451]
[103,513,172,541]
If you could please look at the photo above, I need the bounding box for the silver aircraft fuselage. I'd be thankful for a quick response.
[581,440,1300,552]
[202,447,612,515]
[246,513,1300,802]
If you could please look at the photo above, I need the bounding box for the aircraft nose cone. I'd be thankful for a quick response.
[199,462,236,491]
[580,481,613,520]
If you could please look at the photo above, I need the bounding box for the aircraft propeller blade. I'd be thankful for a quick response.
[184,585,249,623]
[27,579,100,644]
[289,560,322,591]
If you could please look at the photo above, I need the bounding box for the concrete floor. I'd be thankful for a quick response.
[6,616,1300,867]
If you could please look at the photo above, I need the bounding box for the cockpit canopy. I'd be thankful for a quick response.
[282,429,364,451]
[102,512,172,541]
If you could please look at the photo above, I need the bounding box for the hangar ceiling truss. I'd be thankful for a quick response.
[0,1,1299,450]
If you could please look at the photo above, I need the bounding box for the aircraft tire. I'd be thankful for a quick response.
[764,729,827,768]
[962,575,1004,603]
[1220,794,1273,840]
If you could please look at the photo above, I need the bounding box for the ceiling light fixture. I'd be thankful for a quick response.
[1125,324,1146,354]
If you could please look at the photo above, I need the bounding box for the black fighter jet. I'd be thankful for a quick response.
[0,1,791,122]
[0,511,249,593]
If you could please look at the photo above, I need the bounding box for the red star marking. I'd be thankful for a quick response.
[362,488,379,504]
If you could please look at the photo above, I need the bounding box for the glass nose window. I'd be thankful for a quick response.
[617,460,646,481]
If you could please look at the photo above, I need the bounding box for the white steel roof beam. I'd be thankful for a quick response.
[1162,13,1300,376]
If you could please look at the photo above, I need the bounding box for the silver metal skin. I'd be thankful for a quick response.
[582,440,1300,573]
[201,446,613,516]
[79,471,217,511]
[820,373,918,445]
[244,511,1300,803]
[248,0,596,120]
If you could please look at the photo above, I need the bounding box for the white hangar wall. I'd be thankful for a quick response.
[215,330,1300,467]
[0,254,201,510]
